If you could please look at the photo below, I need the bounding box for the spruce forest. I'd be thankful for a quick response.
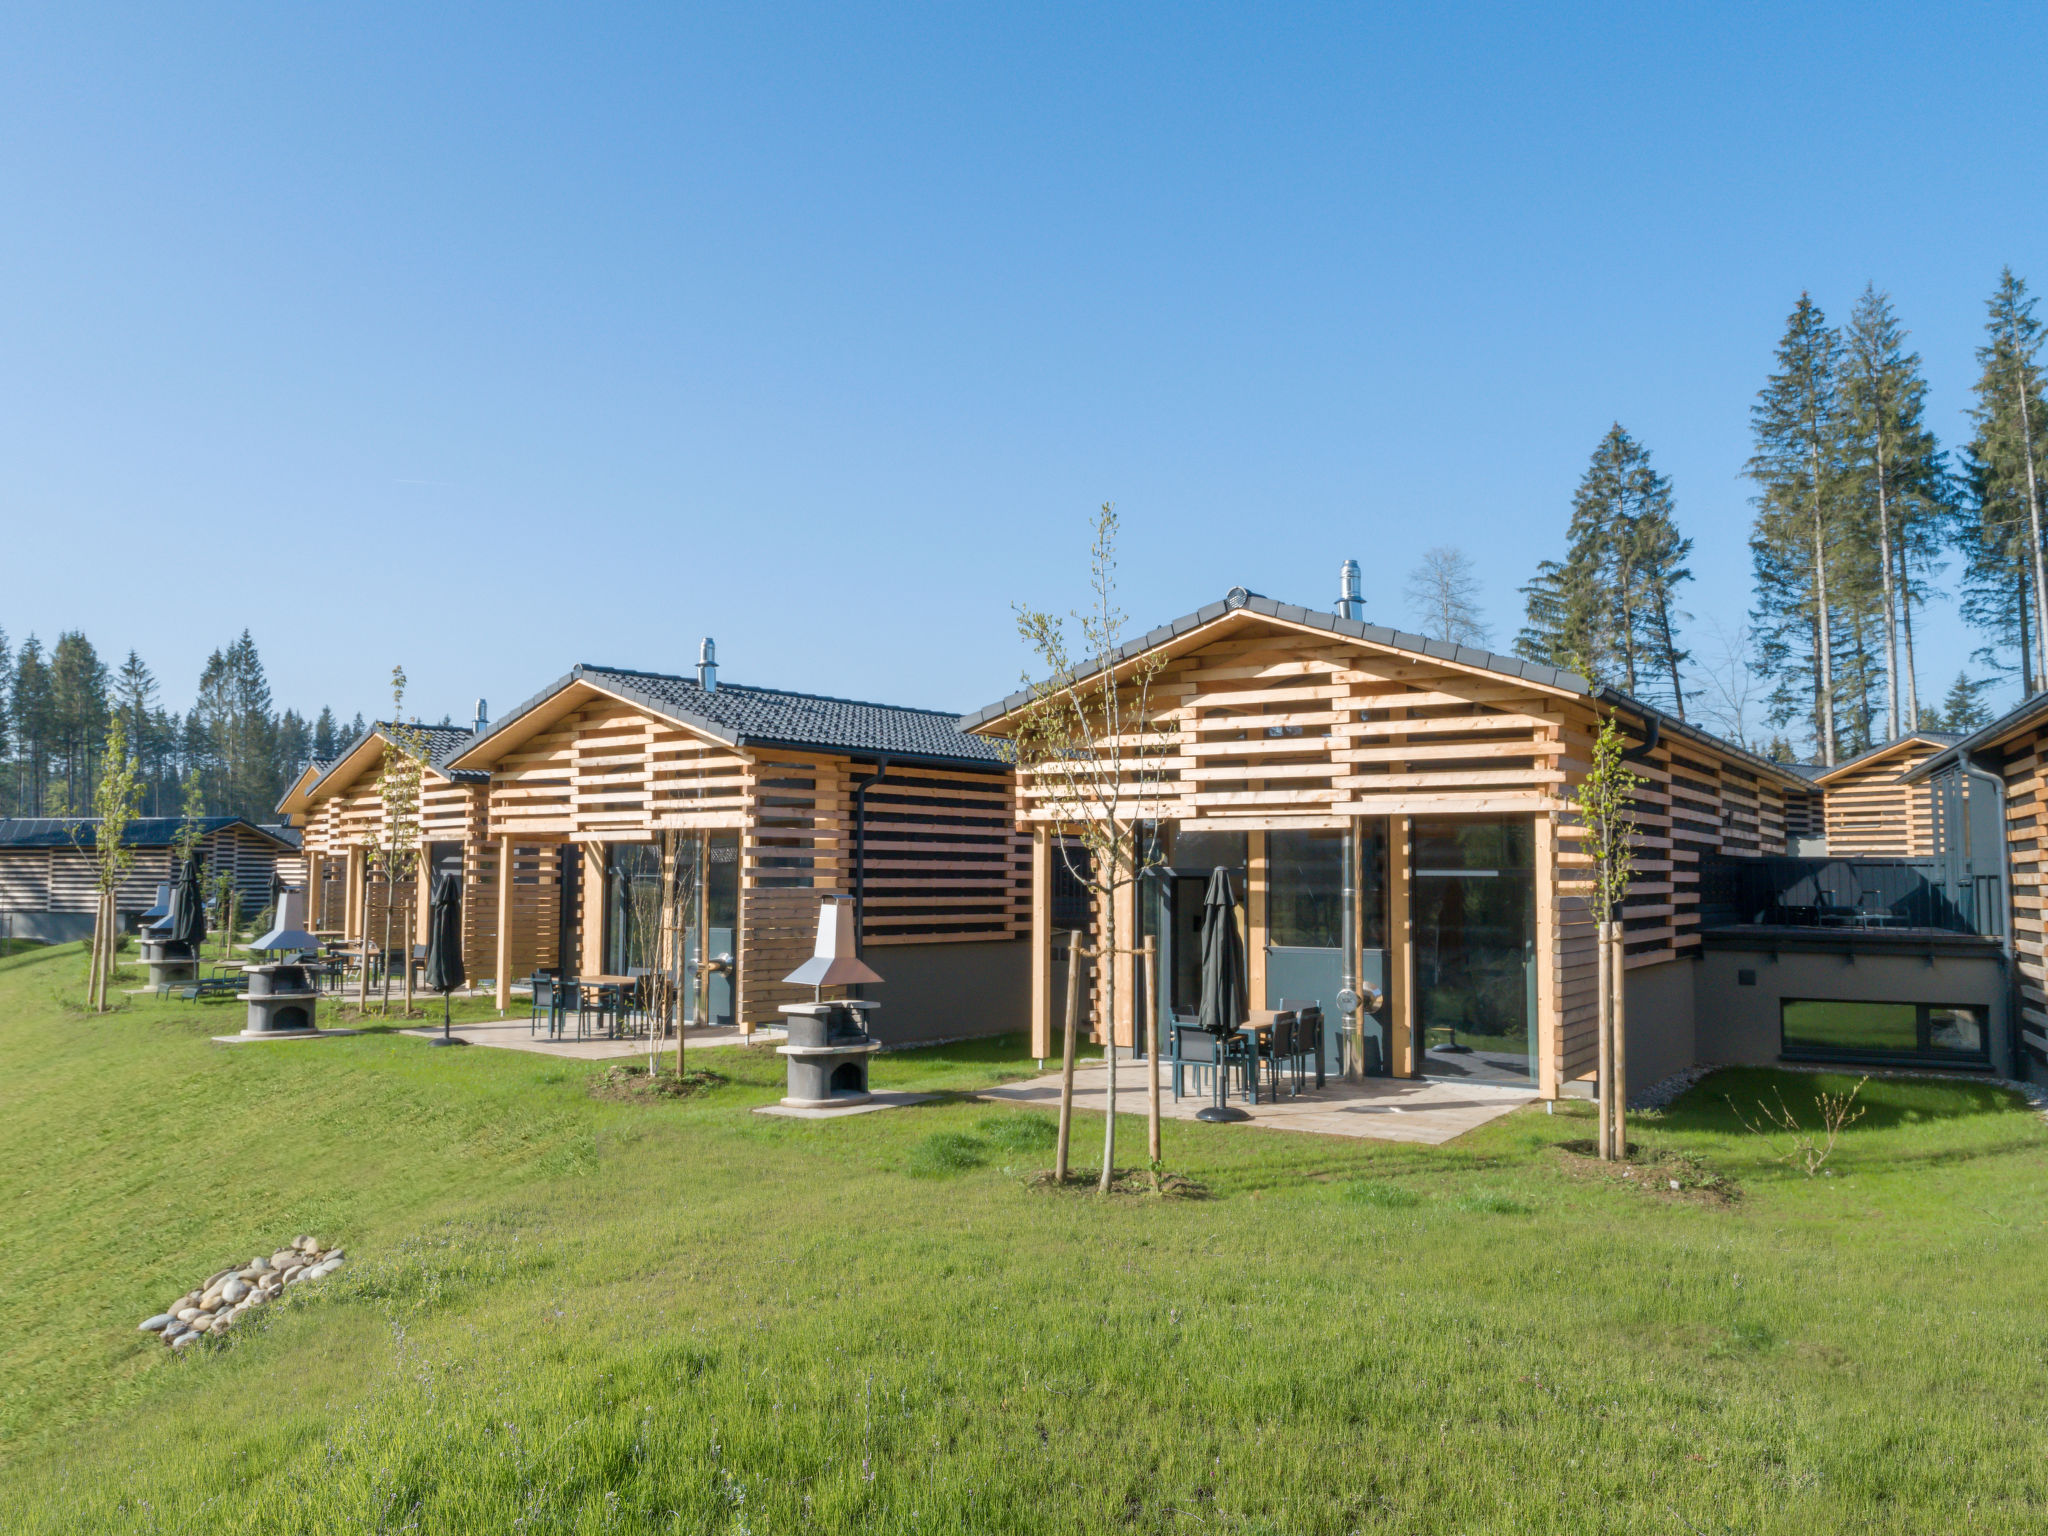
[1517,271,2048,766]
[0,627,369,825]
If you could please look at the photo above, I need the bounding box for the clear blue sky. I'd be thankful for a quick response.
[3,4,2044,744]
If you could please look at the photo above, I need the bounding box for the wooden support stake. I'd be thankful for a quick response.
[1611,921,1628,1161]
[1055,930,1082,1183]
[1596,915,1613,1160]
[1144,936,1161,1167]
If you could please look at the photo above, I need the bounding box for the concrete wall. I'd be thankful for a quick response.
[866,938,1030,1046]
[1623,956,1698,1091]
[2,911,96,944]
[1695,938,2011,1078]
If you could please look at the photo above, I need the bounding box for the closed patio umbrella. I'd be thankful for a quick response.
[167,856,206,956]
[423,870,467,1046]
[1195,866,1250,1121]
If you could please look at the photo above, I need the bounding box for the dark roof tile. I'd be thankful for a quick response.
[571,665,1007,768]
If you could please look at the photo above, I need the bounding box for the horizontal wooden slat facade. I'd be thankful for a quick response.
[1816,738,1944,856]
[0,826,289,919]
[465,839,561,986]
[478,689,1024,964]
[292,733,509,968]
[1782,786,1824,845]
[1994,723,2048,1063]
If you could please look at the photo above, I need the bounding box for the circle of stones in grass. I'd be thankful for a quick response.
[136,1236,347,1352]
[587,1063,727,1103]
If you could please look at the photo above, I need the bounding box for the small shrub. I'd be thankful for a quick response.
[977,1113,1057,1155]
[908,1132,989,1178]
[1343,1180,1422,1209]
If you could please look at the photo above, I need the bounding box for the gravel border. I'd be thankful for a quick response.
[1630,1062,2048,1119]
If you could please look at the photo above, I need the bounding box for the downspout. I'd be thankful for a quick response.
[1619,715,1661,764]
[852,758,890,963]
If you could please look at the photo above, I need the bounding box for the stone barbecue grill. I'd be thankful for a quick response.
[238,888,321,1038]
[776,898,884,1108]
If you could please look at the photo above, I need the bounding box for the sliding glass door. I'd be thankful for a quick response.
[1412,817,1535,1081]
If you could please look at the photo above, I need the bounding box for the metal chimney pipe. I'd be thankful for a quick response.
[698,637,718,693]
[1336,559,1364,622]
[473,698,488,735]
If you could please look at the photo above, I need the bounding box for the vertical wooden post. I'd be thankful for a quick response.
[1610,922,1629,1160]
[494,835,514,1014]
[1246,831,1269,1011]
[1110,875,1137,1050]
[1595,916,1613,1159]
[1055,930,1082,1183]
[1144,936,1161,1165]
[1030,828,1052,1061]
[343,846,364,942]
[1534,812,1561,1101]
[1387,815,1416,1076]
[581,843,606,978]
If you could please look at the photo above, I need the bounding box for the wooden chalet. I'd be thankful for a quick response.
[1808,732,1959,857]
[280,723,507,980]
[0,816,300,944]
[443,653,1030,1041]
[1906,703,2048,1076]
[961,587,1814,1099]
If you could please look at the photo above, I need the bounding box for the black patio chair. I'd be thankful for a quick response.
[1259,1011,1301,1098]
[1172,1023,1253,1107]
[1293,1005,1326,1088]
[529,974,557,1038]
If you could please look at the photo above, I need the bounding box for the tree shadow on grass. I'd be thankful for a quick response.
[1661,1066,2028,1134]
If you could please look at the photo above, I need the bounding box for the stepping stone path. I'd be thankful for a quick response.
[136,1236,347,1352]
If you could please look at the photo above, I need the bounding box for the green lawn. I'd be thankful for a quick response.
[3,939,2047,1533]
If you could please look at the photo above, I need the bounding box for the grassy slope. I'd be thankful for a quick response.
[2,940,2046,1534]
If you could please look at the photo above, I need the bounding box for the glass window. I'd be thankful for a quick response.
[1414,817,1533,875]
[1268,830,1342,948]
[1781,999,1990,1063]
[605,843,664,975]
[1171,830,1246,874]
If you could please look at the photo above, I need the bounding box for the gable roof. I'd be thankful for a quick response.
[1904,691,2048,782]
[0,817,299,852]
[273,758,332,819]
[303,723,486,805]
[959,587,1810,787]
[449,664,1008,773]
[1806,731,1961,786]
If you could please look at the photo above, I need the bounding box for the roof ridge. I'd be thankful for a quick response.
[576,663,964,718]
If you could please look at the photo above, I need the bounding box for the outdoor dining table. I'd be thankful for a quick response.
[576,975,640,1038]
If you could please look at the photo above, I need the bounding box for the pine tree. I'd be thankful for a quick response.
[1521,425,1691,713]
[0,625,11,814]
[312,706,339,762]
[1749,294,1846,765]
[12,636,53,814]
[48,632,108,815]
[1962,269,2048,695]
[1841,286,1948,738]
[1935,671,1993,732]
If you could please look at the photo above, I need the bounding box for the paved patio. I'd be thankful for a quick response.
[979,1058,1537,1144]
[398,1017,785,1060]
